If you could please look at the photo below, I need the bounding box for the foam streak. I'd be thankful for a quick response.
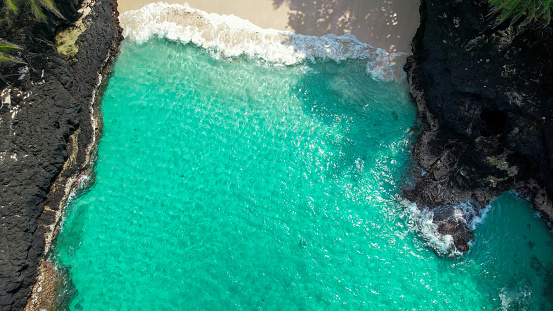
[119,3,406,81]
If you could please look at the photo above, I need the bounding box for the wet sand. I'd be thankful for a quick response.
[117,0,420,53]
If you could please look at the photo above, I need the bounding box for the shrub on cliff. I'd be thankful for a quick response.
[490,0,552,26]
[0,39,20,62]
[1,0,57,21]
[1,0,58,62]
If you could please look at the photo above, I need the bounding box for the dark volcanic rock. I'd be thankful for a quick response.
[0,0,122,310]
[404,0,553,253]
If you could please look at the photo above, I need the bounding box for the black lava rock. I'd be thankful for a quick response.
[0,0,122,310]
[404,0,553,253]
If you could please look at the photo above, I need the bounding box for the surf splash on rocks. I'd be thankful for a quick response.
[402,199,492,256]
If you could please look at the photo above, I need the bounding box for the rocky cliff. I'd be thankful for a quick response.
[1,0,552,308]
[0,0,122,310]
[404,0,553,253]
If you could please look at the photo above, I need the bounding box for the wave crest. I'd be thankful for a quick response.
[401,199,492,257]
[119,3,406,81]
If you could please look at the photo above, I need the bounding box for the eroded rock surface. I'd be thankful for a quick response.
[0,0,122,310]
[404,0,553,252]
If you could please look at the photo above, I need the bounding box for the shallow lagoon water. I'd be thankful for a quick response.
[54,39,553,310]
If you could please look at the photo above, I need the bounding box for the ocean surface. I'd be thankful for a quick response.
[53,4,553,310]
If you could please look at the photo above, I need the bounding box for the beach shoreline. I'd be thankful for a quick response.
[117,0,420,53]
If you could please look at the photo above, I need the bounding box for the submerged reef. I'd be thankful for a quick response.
[0,0,122,310]
[404,0,553,253]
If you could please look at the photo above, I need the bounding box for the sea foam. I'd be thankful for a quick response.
[403,202,461,257]
[402,199,493,257]
[119,3,407,81]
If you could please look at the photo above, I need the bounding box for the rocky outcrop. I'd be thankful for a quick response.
[404,0,553,253]
[0,0,122,310]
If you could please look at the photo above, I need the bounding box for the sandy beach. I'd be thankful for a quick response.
[117,0,420,53]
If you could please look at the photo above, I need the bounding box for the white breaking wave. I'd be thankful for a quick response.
[119,3,407,81]
[403,203,461,257]
[401,199,492,257]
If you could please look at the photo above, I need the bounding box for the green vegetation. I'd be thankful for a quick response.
[0,40,20,62]
[490,0,552,26]
[1,0,57,21]
[1,0,58,62]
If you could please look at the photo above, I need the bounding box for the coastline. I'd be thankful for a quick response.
[24,3,124,309]
[24,54,118,311]
[117,0,420,53]
[403,0,553,251]
[1,0,551,309]
[0,0,122,310]
[1,1,419,309]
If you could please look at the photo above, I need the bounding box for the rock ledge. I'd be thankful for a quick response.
[404,0,553,253]
[0,0,122,310]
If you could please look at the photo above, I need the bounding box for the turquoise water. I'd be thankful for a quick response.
[54,39,553,310]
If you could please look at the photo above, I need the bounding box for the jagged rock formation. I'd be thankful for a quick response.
[404,0,553,252]
[0,0,122,310]
[1,0,552,307]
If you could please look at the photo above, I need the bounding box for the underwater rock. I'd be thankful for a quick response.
[0,0,122,310]
[404,0,553,253]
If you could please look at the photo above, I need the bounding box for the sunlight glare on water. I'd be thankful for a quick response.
[54,38,553,310]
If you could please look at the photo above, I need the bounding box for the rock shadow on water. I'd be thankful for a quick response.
[292,60,415,181]
[468,192,553,309]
